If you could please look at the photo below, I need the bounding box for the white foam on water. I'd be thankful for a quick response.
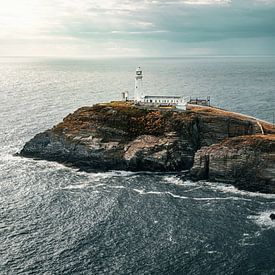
[62,183,127,191]
[182,186,203,193]
[166,192,189,199]
[163,175,185,186]
[132,188,144,194]
[83,170,137,181]
[207,251,218,254]
[164,176,205,190]
[9,152,275,203]
[40,160,73,170]
[183,180,200,187]
[168,228,173,242]
[148,191,189,199]
[193,196,252,202]
[10,154,78,174]
[132,188,188,199]
[162,177,275,200]
[0,153,42,168]
[202,181,275,200]
[109,170,137,177]
[0,153,17,162]
[90,184,106,188]
[108,185,126,189]
[7,154,138,181]
[132,188,250,201]
[238,233,255,247]
[248,210,275,230]
[63,184,85,190]
[183,180,203,187]
[164,176,204,193]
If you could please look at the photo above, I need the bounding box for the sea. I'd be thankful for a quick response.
[0,56,275,274]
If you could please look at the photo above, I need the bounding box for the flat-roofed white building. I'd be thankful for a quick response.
[143,95,183,105]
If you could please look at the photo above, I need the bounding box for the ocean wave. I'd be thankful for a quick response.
[94,170,136,177]
[63,184,101,191]
[132,188,251,201]
[202,181,275,200]
[133,189,189,199]
[163,176,275,200]
[163,175,185,186]
[7,153,75,171]
[9,154,138,179]
[108,185,126,189]
[238,233,257,247]
[248,211,275,230]
[6,152,275,202]
[193,196,251,202]
[62,183,126,191]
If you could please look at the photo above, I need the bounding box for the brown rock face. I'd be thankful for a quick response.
[20,103,200,171]
[191,135,275,193]
[19,101,275,192]
[123,133,194,171]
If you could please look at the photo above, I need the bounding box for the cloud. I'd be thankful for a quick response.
[254,0,275,4]
[183,0,231,5]
[0,0,274,56]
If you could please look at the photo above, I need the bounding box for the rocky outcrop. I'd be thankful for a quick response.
[20,101,275,192]
[190,135,275,193]
[21,103,200,171]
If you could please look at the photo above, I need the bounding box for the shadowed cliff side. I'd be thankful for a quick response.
[191,135,275,193]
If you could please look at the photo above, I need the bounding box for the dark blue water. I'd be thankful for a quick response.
[0,57,275,274]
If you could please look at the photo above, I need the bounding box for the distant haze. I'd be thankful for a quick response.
[0,0,275,57]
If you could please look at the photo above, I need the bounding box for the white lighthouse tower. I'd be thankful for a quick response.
[135,66,143,102]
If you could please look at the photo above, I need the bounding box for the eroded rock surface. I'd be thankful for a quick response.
[191,135,275,193]
[20,102,275,192]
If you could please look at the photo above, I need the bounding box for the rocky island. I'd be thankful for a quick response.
[20,102,275,193]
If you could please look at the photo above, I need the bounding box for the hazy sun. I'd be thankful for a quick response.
[0,0,48,38]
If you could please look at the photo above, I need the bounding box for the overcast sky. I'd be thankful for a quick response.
[0,0,275,57]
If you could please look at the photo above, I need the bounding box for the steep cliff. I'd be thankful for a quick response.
[20,102,275,192]
[191,135,275,193]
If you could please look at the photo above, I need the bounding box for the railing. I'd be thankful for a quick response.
[188,96,210,106]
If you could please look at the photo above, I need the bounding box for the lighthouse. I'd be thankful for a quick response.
[133,66,186,110]
[135,66,143,102]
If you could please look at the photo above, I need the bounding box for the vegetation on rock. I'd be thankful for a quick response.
[20,101,275,193]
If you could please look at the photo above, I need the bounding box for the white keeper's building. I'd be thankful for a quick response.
[134,66,186,110]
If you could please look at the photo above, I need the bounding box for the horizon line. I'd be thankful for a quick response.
[1,54,275,59]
